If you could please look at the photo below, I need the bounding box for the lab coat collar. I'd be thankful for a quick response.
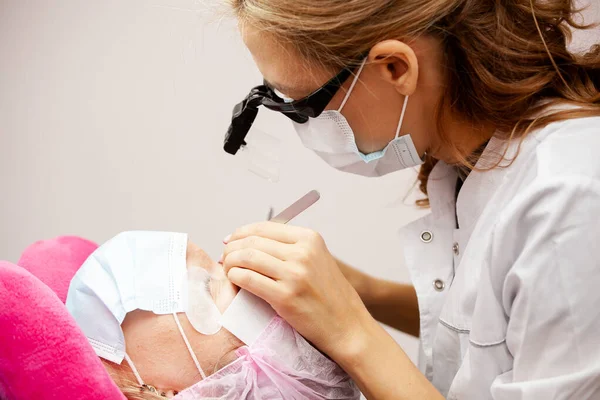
[427,161,457,222]
[456,136,512,230]
[427,136,511,229]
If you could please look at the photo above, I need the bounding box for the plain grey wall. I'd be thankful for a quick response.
[0,0,598,366]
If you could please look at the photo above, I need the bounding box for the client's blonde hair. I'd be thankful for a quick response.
[102,360,164,400]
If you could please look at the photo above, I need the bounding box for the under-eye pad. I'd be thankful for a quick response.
[186,266,222,335]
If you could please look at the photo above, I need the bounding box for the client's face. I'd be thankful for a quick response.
[120,243,242,395]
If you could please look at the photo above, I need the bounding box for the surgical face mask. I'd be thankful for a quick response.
[66,231,222,385]
[293,58,423,177]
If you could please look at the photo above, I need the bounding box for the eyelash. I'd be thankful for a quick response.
[204,275,213,297]
[203,274,213,294]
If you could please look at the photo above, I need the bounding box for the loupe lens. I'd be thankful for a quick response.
[237,128,281,183]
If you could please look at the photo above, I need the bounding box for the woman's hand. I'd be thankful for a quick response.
[221,222,374,361]
[221,224,444,400]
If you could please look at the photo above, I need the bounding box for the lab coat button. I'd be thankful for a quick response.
[433,279,445,291]
[420,231,433,243]
[453,242,460,256]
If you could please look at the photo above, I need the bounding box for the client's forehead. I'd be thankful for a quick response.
[186,243,214,268]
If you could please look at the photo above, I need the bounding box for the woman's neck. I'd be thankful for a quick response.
[429,113,496,166]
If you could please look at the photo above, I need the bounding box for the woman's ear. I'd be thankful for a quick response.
[369,40,419,97]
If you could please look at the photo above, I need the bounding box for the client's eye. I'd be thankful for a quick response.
[208,272,239,314]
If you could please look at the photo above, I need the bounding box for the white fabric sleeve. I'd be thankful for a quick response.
[489,175,600,400]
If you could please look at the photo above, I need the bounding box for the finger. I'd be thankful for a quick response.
[227,267,280,304]
[222,248,286,280]
[225,221,309,244]
[223,235,292,262]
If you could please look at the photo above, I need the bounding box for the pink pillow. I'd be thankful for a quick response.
[18,235,99,304]
[0,237,125,400]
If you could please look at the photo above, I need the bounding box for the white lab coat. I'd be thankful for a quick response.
[399,115,600,399]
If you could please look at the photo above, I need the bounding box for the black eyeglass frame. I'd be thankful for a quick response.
[223,61,360,155]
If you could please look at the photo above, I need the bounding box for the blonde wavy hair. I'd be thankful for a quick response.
[102,360,165,400]
[227,0,600,205]
[101,359,226,399]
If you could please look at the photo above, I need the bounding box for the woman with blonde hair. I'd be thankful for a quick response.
[220,0,600,399]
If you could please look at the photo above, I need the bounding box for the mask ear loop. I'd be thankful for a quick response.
[338,58,368,113]
[126,346,179,397]
[172,312,207,380]
[394,95,410,139]
[124,353,145,387]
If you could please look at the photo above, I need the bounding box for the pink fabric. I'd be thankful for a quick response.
[176,316,360,400]
[0,237,125,400]
[18,236,99,304]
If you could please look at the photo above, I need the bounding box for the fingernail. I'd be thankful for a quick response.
[218,253,223,264]
[223,234,231,244]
